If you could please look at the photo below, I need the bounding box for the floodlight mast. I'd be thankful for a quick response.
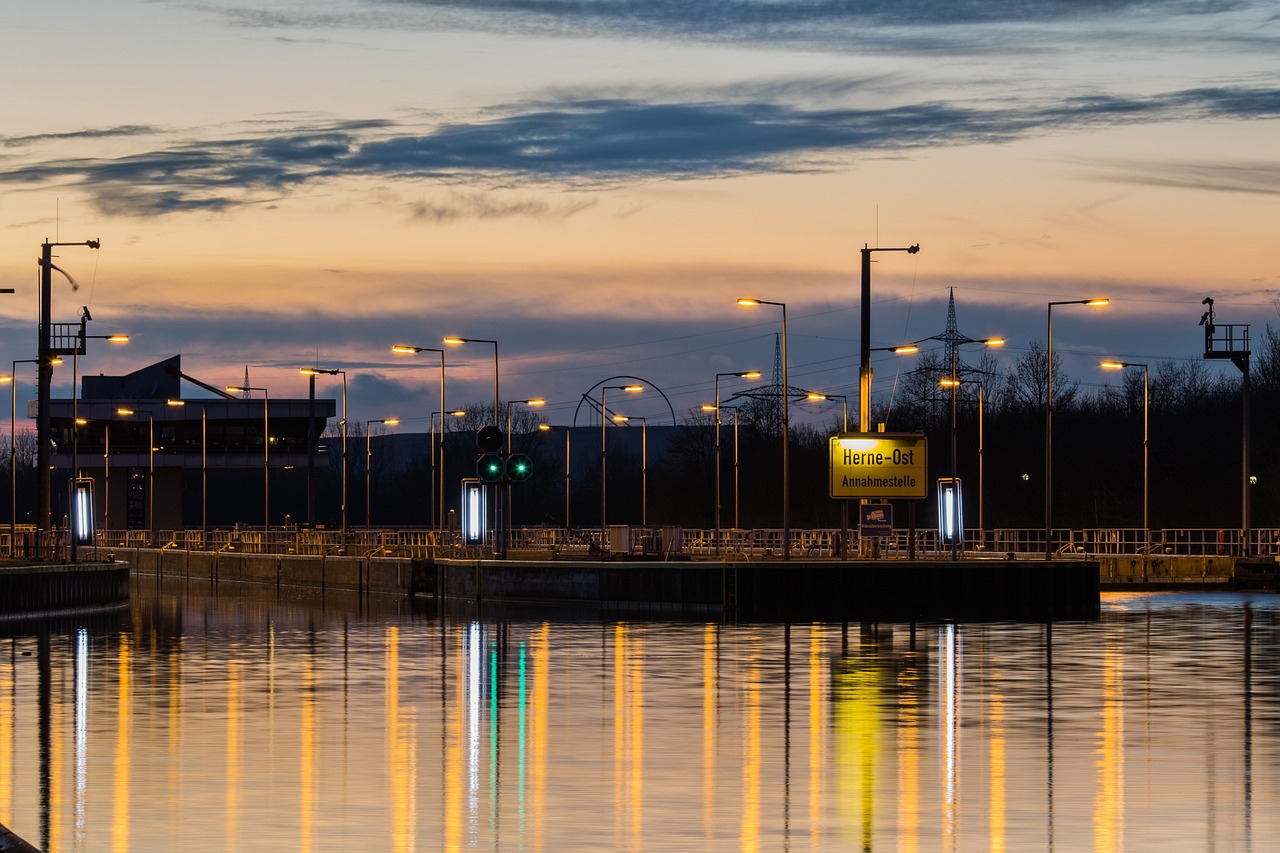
[37,238,100,556]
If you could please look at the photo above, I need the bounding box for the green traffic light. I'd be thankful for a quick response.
[478,452,504,482]
[506,453,532,483]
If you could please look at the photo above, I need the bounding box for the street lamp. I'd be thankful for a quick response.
[165,399,210,541]
[365,418,400,527]
[71,328,129,497]
[704,370,760,549]
[444,336,502,554]
[443,337,499,426]
[392,344,448,532]
[858,244,920,432]
[115,408,154,545]
[807,391,849,557]
[613,414,648,528]
[938,336,1003,559]
[430,409,466,530]
[599,384,642,541]
[503,398,545,556]
[1102,360,1149,553]
[538,423,572,530]
[299,368,348,537]
[226,384,270,531]
[737,296,793,559]
[10,358,61,556]
[1046,298,1109,558]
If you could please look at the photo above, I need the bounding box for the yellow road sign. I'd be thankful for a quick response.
[829,433,928,499]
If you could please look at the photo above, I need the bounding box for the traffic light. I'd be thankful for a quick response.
[477,425,504,452]
[506,453,532,483]
[478,452,504,482]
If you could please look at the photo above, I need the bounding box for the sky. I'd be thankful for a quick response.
[2,0,1278,432]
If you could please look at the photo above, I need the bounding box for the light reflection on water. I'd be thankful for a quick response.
[2,585,1279,851]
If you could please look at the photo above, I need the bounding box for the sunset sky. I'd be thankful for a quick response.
[2,1,1277,431]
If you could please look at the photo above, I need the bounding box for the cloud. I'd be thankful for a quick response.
[210,1,1270,54]
[1084,158,1280,195]
[0,125,160,149]
[2,84,1278,215]
[407,191,597,222]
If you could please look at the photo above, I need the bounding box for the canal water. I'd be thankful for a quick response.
[2,580,1278,851]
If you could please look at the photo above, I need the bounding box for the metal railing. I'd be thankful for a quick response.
[4,524,1275,561]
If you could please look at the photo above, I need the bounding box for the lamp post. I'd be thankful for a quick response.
[807,392,849,557]
[538,424,572,530]
[444,337,500,554]
[115,408,154,545]
[599,384,642,542]
[3,365,18,556]
[1045,298,1109,559]
[858,244,920,432]
[938,336,1003,559]
[723,406,742,530]
[703,370,759,551]
[226,384,270,531]
[1102,360,1149,553]
[8,357,63,556]
[165,399,209,541]
[737,296,793,559]
[613,414,648,528]
[431,409,466,530]
[365,418,400,527]
[504,398,545,555]
[392,345,448,532]
[299,368,347,537]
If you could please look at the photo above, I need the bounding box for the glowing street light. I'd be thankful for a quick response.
[226,384,270,530]
[300,367,348,537]
[538,423,572,530]
[737,295,793,559]
[937,335,1002,559]
[705,370,759,550]
[365,418,400,527]
[165,399,211,540]
[600,384,642,541]
[858,244,920,433]
[443,337,499,426]
[1046,298,1109,558]
[392,344,448,532]
[613,414,648,527]
[115,407,154,544]
[1102,360,1149,553]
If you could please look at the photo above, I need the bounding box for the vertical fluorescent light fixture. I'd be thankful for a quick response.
[71,478,94,545]
[463,481,485,545]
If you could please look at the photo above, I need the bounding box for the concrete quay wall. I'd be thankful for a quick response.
[112,548,1262,616]
[116,547,419,594]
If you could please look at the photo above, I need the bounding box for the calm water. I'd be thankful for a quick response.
[2,580,1279,852]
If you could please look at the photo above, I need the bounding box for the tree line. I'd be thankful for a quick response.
[3,327,1275,534]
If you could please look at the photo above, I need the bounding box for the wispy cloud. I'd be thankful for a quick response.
[1085,158,1280,195]
[407,190,597,222]
[208,0,1273,54]
[3,84,1278,215]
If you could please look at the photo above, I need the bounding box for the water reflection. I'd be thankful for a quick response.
[1,587,1279,850]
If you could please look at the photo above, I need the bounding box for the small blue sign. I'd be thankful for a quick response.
[859,503,894,537]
